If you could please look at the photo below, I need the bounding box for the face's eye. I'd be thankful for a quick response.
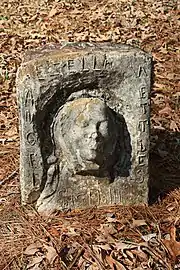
[81,120,89,128]
[98,121,109,137]
[76,120,89,128]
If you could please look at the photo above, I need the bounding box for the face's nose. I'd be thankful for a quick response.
[86,124,97,139]
[91,131,98,140]
[90,130,103,149]
[86,125,102,148]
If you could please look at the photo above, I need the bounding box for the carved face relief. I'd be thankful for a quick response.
[52,98,119,173]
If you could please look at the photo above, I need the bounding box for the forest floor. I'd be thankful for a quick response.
[0,0,180,269]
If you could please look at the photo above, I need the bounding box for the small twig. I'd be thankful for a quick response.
[67,246,84,270]
[2,257,15,270]
[60,260,68,270]
[121,240,141,246]
[38,223,58,247]
[0,138,16,144]
[141,245,171,269]
[84,244,106,270]
[0,169,18,186]
[0,151,10,155]
[156,224,162,240]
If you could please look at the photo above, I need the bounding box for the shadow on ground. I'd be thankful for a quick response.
[149,128,180,204]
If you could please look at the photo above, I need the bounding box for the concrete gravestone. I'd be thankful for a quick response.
[16,42,152,214]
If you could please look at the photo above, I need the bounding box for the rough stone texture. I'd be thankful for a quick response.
[16,42,152,214]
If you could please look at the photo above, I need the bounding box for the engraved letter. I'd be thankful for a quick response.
[29,153,37,169]
[139,86,147,99]
[27,132,36,146]
[89,189,100,206]
[137,140,147,153]
[29,153,36,186]
[68,59,75,72]
[109,188,122,204]
[138,120,148,132]
[25,110,32,123]
[82,57,89,71]
[138,66,147,77]
[135,169,145,183]
[103,54,112,69]
[140,103,148,114]
[93,56,101,71]
[138,155,146,166]
[25,89,34,107]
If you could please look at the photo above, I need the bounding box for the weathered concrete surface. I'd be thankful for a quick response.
[16,42,152,214]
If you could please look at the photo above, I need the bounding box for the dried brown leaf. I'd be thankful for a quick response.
[27,256,44,269]
[48,227,60,237]
[28,265,41,270]
[48,7,58,18]
[68,227,80,236]
[162,226,180,261]
[157,149,168,158]
[141,233,157,242]
[5,126,18,139]
[159,104,172,115]
[106,216,118,223]
[170,120,179,132]
[106,254,126,270]
[93,244,112,252]
[131,249,148,261]
[44,244,58,265]
[24,242,42,256]
[132,219,147,227]
[152,93,165,106]
[114,242,137,251]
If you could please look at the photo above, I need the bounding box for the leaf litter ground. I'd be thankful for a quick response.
[0,0,180,269]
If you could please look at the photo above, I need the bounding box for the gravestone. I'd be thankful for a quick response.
[16,42,152,214]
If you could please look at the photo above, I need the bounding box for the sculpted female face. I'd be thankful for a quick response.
[53,98,118,170]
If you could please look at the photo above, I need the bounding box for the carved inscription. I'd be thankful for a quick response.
[25,110,33,123]
[24,89,34,125]
[58,189,72,209]
[135,169,145,184]
[138,66,147,77]
[89,188,101,205]
[93,56,101,71]
[25,89,34,107]
[81,54,112,72]
[135,75,150,182]
[58,188,102,208]
[55,187,125,208]
[67,59,75,73]
[139,86,147,99]
[76,191,88,205]
[138,120,148,132]
[139,86,149,114]
[48,53,114,76]
[103,54,113,69]
[138,155,146,166]
[140,104,148,114]
[109,187,122,204]
[23,88,38,186]
[29,153,37,186]
[137,140,146,153]
[27,132,36,146]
